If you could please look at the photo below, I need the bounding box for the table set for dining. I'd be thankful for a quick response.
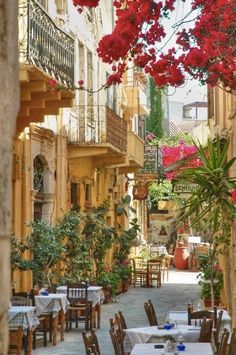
[124,324,201,351]
[130,342,213,355]
[8,284,105,354]
[9,306,40,354]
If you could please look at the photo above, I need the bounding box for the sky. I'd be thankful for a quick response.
[162,0,207,105]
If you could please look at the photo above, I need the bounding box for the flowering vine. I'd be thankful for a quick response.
[72,0,236,92]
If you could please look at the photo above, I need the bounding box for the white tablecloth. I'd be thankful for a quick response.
[9,306,40,330]
[56,285,105,307]
[130,342,213,355]
[35,293,69,317]
[168,309,231,332]
[124,324,201,350]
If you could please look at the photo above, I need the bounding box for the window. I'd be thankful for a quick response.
[71,182,80,209]
[33,156,44,193]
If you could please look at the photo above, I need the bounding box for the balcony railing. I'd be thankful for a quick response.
[139,144,163,175]
[19,0,74,87]
[68,105,127,152]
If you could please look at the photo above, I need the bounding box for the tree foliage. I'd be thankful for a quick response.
[146,77,163,139]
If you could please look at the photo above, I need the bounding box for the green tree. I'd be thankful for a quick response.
[146,77,163,139]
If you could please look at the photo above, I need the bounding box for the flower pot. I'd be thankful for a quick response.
[122,278,130,292]
[132,185,148,200]
[103,286,112,304]
[203,299,221,307]
[173,245,189,270]
[115,280,123,295]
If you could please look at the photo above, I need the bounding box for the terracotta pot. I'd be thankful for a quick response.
[132,185,148,200]
[173,245,189,270]
[122,279,130,292]
[204,299,221,307]
[115,280,123,295]
[103,286,112,304]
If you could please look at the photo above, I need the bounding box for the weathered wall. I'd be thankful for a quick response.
[0,1,19,353]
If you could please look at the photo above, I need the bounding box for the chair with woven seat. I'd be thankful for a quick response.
[144,300,158,326]
[197,316,214,342]
[161,256,171,282]
[66,281,92,331]
[146,259,162,288]
[82,329,101,355]
[131,257,147,287]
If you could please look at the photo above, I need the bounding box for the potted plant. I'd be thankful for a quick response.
[113,262,132,292]
[148,179,176,212]
[94,267,120,303]
[197,260,223,307]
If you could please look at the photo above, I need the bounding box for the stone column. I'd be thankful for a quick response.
[0,1,19,354]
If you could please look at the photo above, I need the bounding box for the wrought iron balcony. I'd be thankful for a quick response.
[19,0,74,87]
[68,105,127,153]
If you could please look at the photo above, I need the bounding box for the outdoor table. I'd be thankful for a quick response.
[57,285,105,328]
[130,342,213,355]
[168,309,231,337]
[9,306,40,355]
[35,293,69,345]
[124,324,201,352]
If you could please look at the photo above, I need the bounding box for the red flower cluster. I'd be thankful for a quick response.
[161,143,200,179]
[72,0,236,91]
[73,0,99,8]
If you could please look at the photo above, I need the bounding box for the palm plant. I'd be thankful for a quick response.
[176,135,236,306]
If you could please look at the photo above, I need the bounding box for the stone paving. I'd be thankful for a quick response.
[32,269,200,355]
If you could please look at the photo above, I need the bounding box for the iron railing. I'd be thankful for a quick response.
[19,0,74,87]
[68,105,127,152]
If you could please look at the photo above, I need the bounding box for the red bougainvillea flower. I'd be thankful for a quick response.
[72,0,236,91]
[73,0,99,8]
[78,80,84,86]
[231,189,236,204]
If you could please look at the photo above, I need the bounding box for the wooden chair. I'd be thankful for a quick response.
[217,328,230,355]
[131,257,147,287]
[228,327,236,355]
[144,300,158,326]
[146,259,162,288]
[8,327,24,355]
[87,344,100,355]
[109,328,122,355]
[66,282,92,331]
[187,305,216,326]
[110,318,125,355]
[82,329,101,355]
[212,309,224,349]
[161,256,171,282]
[11,291,48,349]
[197,316,214,342]
[11,296,29,306]
[118,311,127,331]
[30,289,50,348]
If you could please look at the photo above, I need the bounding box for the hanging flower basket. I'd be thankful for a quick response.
[132,185,148,200]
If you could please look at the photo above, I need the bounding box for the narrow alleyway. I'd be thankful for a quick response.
[32,270,200,355]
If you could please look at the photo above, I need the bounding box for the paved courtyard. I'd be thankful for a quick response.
[32,269,200,355]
